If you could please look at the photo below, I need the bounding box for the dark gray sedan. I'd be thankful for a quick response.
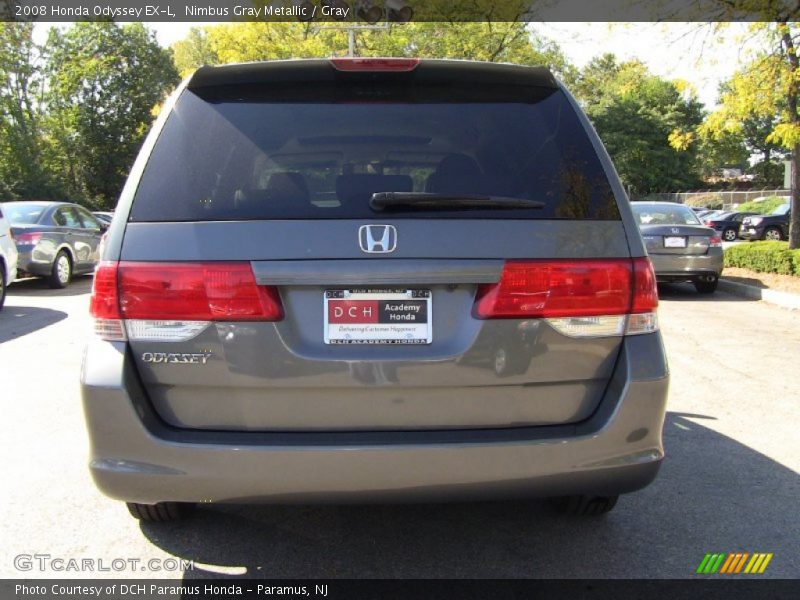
[631,201,724,293]
[0,201,106,288]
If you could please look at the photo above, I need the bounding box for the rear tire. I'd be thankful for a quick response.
[764,227,783,241]
[126,502,194,522]
[551,494,619,516]
[694,276,718,294]
[48,251,72,289]
[722,228,737,242]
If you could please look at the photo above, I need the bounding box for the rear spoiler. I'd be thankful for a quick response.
[187,58,558,91]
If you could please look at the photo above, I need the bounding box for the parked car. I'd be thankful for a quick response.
[740,203,791,241]
[0,205,19,310]
[456,320,542,378]
[631,201,723,293]
[0,201,106,288]
[697,209,725,220]
[82,58,668,521]
[702,211,758,241]
[92,211,114,227]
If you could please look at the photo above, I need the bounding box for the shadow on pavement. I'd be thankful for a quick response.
[722,276,770,289]
[658,282,757,302]
[8,275,93,298]
[138,412,799,579]
[0,305,68,343]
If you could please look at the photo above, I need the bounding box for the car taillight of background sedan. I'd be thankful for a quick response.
[13,232,43,245]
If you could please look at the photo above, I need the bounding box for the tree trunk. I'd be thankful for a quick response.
[781,23,800,249]
[791,144,800,249]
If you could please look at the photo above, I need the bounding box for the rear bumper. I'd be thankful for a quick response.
[16,248,53,277]
[739,227,765,240]
[649,250,723,282]
[80,334,669,504]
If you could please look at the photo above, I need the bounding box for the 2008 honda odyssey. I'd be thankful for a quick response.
[81,58,668,521]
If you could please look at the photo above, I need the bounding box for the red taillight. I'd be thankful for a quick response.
[474,259,634,319]
[705,221,716,226]
[118,262,283,321]
[631,257,658,313]
[709,235,723,248]
[89,261,283,342]
[330,58,420,72]
[15,231,42,245]
[90,261,125,341]
[474,258,659,320]
[90,261,121,319]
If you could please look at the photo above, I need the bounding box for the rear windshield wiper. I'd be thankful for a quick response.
[370,192,545,212]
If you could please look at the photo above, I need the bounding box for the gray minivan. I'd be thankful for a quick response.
[81,58,668,521]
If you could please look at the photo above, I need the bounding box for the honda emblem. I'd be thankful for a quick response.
[359,225,397,254]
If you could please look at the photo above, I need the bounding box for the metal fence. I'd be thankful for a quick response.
[637,189,789,211]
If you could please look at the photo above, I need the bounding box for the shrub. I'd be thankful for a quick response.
[684,193,723,209]
[735,196,789,214]
[724,241,800,276]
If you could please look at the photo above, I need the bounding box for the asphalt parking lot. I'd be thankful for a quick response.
[0,276,798,579]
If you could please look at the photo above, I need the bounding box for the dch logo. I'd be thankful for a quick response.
[334,305,373,319]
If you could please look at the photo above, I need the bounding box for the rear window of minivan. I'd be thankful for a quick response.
[129,83,620,222]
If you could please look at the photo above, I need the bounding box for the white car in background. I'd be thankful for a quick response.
[0,204,19,310]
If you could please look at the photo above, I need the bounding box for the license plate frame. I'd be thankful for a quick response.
[664,236,687,248]
[324,289,432,345]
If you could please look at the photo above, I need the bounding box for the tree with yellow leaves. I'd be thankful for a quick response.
[702,21,799,248]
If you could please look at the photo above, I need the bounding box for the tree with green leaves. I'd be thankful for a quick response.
[45,23,179,208]
[0,23,55,200]
[172,22,575,82]
[573,54,705,195]
[172,27,217,78]
[695,127,750,183]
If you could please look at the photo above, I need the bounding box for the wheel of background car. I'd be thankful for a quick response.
[493,347,508,376]
[48,250,72,289]
[764,227,783,241]
[723,228,738,241]
[0,263,6,310]
[694,276,718,294]
[493,346,530,377]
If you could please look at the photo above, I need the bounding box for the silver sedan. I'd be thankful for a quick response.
[631,201,724,294]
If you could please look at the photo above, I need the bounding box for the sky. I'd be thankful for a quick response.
[33,21,763,110]
[541,22,762,108]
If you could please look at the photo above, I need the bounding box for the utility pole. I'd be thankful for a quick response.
[315,1,413,58]
[321,23,389,57]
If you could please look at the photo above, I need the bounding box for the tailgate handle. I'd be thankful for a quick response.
[251,259,503,285]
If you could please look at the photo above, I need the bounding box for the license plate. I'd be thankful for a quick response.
[664,236,687,248]
[324,289,432,345]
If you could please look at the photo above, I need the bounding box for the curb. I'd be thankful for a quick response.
[718,278,800,310]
